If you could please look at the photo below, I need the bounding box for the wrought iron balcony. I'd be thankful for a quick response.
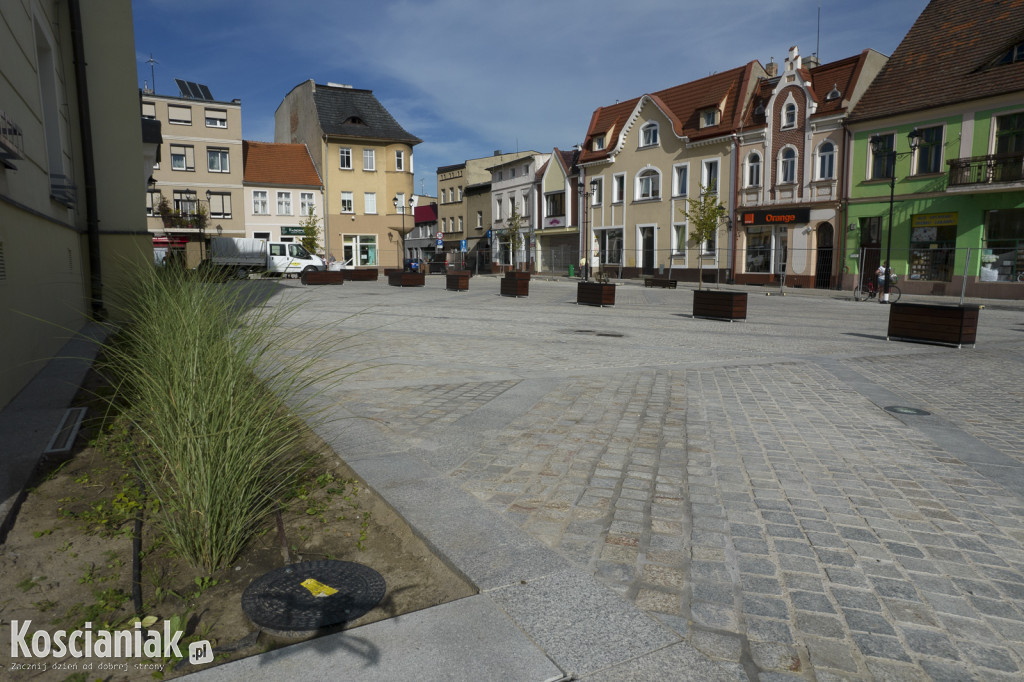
[947,152,1024,187]
[0,110,24,169]
[49,173,77,207]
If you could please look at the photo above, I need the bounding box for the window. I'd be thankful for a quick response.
[343,234,377,266]
[745,226,788,274]
[746,153,761,187]
[591,177,604,205]
[141,101,156,119]
[914,127,943,174]
[674,165,689,197]
[521,190,530,216]
[700,109,718,128]
[641,123,659,147]
[395,150,405,171]
[546,193,565,216]
[673,223,687,256]
[173,190,198,215]
[613,173,625,203]
[364,192,376,214]
[339,148,352,169]
[458,216,464,231]
[205,108,227,128]
[780,147,797,184]
[458,186,464,201]
[817,142,835,180]
[704,230,716,255]
[702,160,719,194]
[984,209,1024,281]
[252,190,268,215]
[277,191,292,215]
[363,149,375,171]
[510,167,516,178]
[996,41,1024,65]
[146,190,162,216]
[300,192,315,216]
[636,169,661,200]
[783,102,797,128]
[995,112,1024,154]
[168,105,192,125]
[207,147,229,173]
[340,191,353,213]
[870,133,895,179]
[170,144,195,171]
[593,135,605,151]
[476,211,483,228]
[496,170,503,181]
[254,232,271,240]
[208,192,232,218]
[495,198,503,221]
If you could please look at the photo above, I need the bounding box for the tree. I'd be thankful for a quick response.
[499,202,525,271]
[300,207,322,256]
[680,186,727,290]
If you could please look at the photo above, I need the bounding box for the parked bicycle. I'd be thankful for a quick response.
[854,274,901,303]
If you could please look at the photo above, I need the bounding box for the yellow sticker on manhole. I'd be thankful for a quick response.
[300,578,338,598]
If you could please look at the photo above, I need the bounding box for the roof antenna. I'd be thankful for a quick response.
[816,2,821,62]
[145,53,159,93]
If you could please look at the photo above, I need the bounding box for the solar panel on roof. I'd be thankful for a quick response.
[187,81,204,99]
[175,78,190,98]
[198,84,214,100]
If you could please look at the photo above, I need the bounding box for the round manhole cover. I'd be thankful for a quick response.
[884,406,932,416]
[242,560,386,636]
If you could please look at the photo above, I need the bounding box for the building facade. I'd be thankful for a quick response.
[241,141,323,245]
[845,0,1024,300]
[536,148,581,274]
[275,81,420,269]
[734,46,886,288]
[142,85,244,266]
[0,0,150,409]
[489,152,548,270]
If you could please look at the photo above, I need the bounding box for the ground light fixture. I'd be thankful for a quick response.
[869,128,921,303]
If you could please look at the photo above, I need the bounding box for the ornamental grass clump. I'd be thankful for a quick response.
[103,265,338,572]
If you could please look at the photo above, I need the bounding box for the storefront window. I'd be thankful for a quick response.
[343,234,377,266]
[984,209,1024,281]
[598,228,623,264]
[745,226,787,274]
[908,214,957,282]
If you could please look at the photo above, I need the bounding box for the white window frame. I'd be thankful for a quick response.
[277,191,292,215]
[458,186,464,201]
[476,211,483,228]
[252,190,268,215]
[495,197,503,221]
[167,105,192,126]
[672,222,687,259]
[779,146,797,184]
[146,190,162,216]
[591,176,604,205]
[640,122,659,147]
[816,140,836,180]
[673,164,689,197]
[208,192,232,219]
[339,148,352,169]
[701,159,720,194]
[612,173,626,203]
[782,100,798,129]
[522,190,530,217]
[207,147,229,173]
[364,192,377,214]
[635,167,662,201]
[746,152,762,187]
[395,150,404,171]
[170,144,195,172]
[458,216,464,231]
[593,134,605,151]
[340,191,353,214]
[300,192,315,216]
[204,108,227,128]
[363,148,376,171]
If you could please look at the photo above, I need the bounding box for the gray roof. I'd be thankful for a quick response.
[313,84,421,145]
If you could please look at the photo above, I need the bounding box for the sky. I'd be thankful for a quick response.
[132,0,932,197]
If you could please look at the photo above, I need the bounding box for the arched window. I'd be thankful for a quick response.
[641,122,659,147]
[636,168,661,200]
[783,102,797,128]
[780,148,797,184]
[817,141,836,179]
[746,152,761,187]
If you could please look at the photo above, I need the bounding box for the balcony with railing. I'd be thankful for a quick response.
[49,173,77,207]
[0,110,25,169]
[947,152,1024,188]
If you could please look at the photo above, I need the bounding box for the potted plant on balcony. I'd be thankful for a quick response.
[157,196,208,232]
[500,203,529,297]
[683,186,746,320]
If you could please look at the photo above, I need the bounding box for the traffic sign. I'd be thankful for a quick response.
[436,232,443,240]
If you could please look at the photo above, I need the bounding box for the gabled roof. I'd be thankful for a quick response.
[849,0,1024,123]
[243,141,322,186]
[312,83,422,145]
[537,147,581,181]
[742,50,878,127]
[579,61,761,164]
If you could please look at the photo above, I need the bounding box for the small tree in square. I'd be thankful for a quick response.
[300,207,322,256]
[499,202,525,271]
[680,186,727,290]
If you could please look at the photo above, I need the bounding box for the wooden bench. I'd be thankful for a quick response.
[887,302,979,348]
[692,290,747,321]
[644,278,677,289]
[387,271,425,287]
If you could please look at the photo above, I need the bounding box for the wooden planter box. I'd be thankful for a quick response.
[345,268,379,281]
[388,271,425,287]
[644,278,677,289]
[887,302,979,348]
[500,272,529,297]
[446,272,470,291]
[577,281,616,306]
[301,270,344,285]
[692,290,747,321]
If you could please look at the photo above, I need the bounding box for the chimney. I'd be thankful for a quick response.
[765,59,778,77]
[804,54,821,69]
[493,150,502,156]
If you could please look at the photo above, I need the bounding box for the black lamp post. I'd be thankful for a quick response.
[393,194,413,268]
[869,129,921,302]
[577,177,599,281]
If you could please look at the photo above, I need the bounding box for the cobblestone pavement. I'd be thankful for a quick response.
[275,276,1024,680]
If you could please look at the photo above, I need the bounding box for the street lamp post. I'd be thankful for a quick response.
[393,194,414,269]
[869,129,920,303]
[577,178,599,281]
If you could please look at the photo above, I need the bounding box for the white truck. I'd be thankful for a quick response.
[208,238,325,278]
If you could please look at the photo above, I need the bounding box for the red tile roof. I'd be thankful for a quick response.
[242,141,322,186]
[849,0,1024,123]
[579,61,762,164]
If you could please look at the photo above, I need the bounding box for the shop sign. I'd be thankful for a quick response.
[911,212,957,228]
[281,226,305,236]
[545,216,565,228]
[741,209,811,225]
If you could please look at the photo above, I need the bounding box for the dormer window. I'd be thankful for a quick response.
[783,102,797,128]
[593,134,606,151]
[347,116,365,125]
[826,84,842,101]
[700,108,720,128]
[997,41,1024,65]
[641,123,659,147]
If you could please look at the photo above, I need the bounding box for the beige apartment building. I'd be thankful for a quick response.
[275,81,420,269]
[141,85,244,265]
[0,0,150,410]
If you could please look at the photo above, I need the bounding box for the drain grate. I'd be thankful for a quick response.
[884,406,932,416]
[242,560,386,636]
[570,329,625,338]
